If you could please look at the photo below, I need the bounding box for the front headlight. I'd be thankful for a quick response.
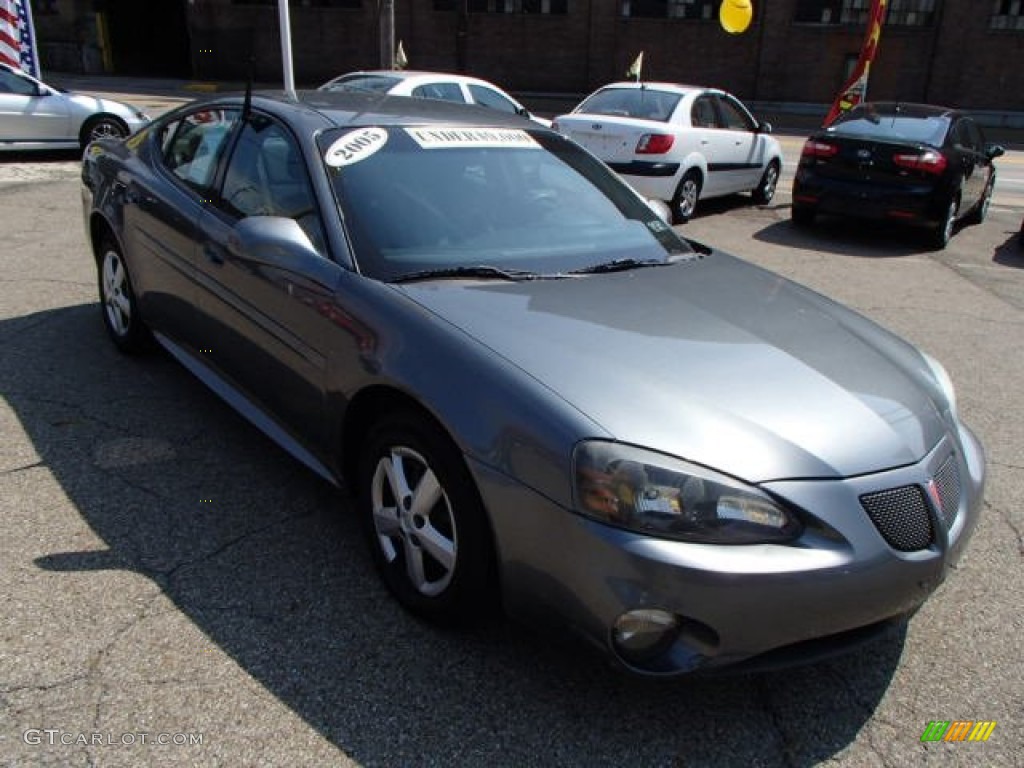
[573,442,801,544]
[922,352,957,419]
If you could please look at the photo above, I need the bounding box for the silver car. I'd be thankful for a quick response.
[0,62,149,151]
[80,90,984,676]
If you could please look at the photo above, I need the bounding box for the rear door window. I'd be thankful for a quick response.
[411,82,466,103]
[467,84,520,114]
[161,108,241,191]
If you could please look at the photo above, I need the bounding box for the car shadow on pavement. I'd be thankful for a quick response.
[750,215,943,257]
[3,304,905,767]
[993,228,1024,268]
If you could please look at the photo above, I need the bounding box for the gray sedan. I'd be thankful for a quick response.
[80,90,984,676]
[0,62,149,150]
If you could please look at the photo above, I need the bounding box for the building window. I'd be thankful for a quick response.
[991,0,1024,29]
[620,1,718,19]
[231,1,362,7]
[795,0,934,26]
[886,0,936,26]
[435,0,566,11]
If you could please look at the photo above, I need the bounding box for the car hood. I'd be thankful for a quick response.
[65,93,144,123]
[396,253,948,482]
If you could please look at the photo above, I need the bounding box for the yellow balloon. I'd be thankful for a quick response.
[720,0,753,35]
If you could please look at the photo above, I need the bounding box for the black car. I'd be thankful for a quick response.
[791,102,1004,248]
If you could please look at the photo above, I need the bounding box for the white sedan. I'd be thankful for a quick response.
[0,62,149,151]
[554,82,783,223]
[318,69,551,127]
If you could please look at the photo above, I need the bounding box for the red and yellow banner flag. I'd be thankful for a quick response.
[823,0,887,126]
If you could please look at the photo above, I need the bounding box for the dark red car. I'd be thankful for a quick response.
[792,102,1004,249]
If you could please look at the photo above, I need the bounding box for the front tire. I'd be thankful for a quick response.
[671,170,702,224]
[357,410,497,625]
[930,196,958,250]
[965,176,994,226]
[751,161,780,205]
[97,238,150,354]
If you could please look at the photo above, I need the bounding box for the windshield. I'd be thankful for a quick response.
[828,109,950,146]
[319,125,691,282]
[573,88,682,122]
[321,74,402,93]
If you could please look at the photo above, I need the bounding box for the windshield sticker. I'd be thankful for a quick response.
[405,126,539,149]
[325,127,388,167]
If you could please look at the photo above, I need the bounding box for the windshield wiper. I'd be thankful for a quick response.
[568,257,669,275]
[392,265,539,283]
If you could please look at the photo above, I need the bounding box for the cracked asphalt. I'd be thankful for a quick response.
[1,138,1022,766]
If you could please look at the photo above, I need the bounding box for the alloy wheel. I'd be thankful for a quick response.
[101,248,131,338]
[370,445,458,597]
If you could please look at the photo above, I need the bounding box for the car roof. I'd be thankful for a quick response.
[180,90,537,133]
[327,69,505,88]
[849,101,962,120]
[593,81,711,95]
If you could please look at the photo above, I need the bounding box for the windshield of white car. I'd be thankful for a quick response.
[573,88,682,122]
[320,125,692,283]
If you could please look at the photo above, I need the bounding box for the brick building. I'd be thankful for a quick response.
[32,1,1024,112]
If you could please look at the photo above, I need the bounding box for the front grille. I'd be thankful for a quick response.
[860,485,933,552]
[932,454,962,529]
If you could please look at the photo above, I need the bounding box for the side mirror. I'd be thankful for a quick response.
[234,215,342,289]
[986,143,1005,160]
[758,121,774,135]
[234,216,320,265]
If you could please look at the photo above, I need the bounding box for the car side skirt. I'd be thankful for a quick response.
[154,331,339,487]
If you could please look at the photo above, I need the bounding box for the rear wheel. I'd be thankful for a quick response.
[751,161,780,205]
[357,410,497,625]
[671,170,702,224]
[97,238,150,354]
[81,116,129,149]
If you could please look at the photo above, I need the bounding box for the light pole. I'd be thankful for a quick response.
[278,0,295,96]
[380,0,395,70]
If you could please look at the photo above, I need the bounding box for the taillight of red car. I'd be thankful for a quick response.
[635,134,675,154]
[800,140,839,159]
[892,149,948,175]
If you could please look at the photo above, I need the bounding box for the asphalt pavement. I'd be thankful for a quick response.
[1,77,1022,767]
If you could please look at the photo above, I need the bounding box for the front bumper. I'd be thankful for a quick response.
[475,424,984,676]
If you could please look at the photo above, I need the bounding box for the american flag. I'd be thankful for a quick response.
[0,0,40,78]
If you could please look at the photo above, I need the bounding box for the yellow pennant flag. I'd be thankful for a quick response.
[626,51,643,81]
[394,40,408,70]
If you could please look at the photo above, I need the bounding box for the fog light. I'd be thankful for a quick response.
[612,609,680,664]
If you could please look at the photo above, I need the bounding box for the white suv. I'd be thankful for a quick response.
[554,82,783,223]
